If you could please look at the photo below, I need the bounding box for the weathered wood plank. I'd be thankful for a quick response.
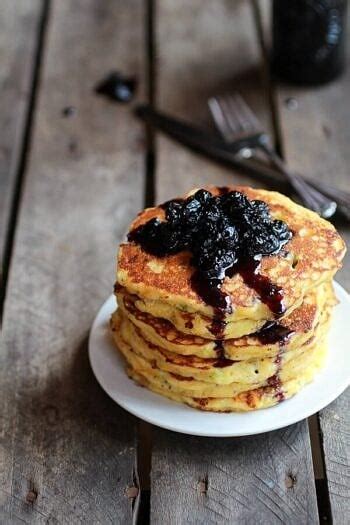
[274,74,350,285]
[151,1,319,523]
[275,22,350,523]
[0,0,43,288]
[319,394,350,524]
[152,426,318,525]
[0,0,145,522]
[154,0,274,204]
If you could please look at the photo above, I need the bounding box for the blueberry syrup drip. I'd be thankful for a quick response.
[190,270,234,367]
[255,321,294,345]
[253,310,293,402]
[190,272,232,313]
[127,189,293,371]
[190,265,288,367]
[256,319,292,402]
[228,257,285,316]
[184,316,194,329]
[267,353,285,402]
[213,340,236,368]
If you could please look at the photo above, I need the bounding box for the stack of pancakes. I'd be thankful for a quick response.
[111,186,345,411]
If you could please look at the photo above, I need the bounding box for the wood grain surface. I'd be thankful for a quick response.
[0,0,145,522]
[0,0,44,288]
[150,1,319,523]
[151,426,318,525]
[1,0,349,523]
[275,34,350,525]
[154,0,274,205]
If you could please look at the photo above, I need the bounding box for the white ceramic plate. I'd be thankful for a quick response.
[89,281,350,437]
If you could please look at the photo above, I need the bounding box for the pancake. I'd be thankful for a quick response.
[117,287,267,339]
[117,186,345,330]
[112,185,345,412]
[112,313,328,410]
[128,352,327,412]
[115,280,335,359]
[112,307,331,386]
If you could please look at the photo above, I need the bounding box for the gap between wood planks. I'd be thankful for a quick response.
[144,0,156,209]
[0,0,51,323]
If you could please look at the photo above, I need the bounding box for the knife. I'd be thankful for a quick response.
[135,105,290,193]
[135,105,350,220]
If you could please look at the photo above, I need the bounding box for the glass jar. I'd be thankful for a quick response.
[272,0,348,85]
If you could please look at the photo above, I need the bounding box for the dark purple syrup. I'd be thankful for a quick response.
[127,189,292,369]
[217,186,231,195]
[235,258,285,316]
[255,321,294,346]
[213,340,235,368]
[190,270,234,367]
[190,273,232,314]
[190,259,286,366]
[267,353,285,402]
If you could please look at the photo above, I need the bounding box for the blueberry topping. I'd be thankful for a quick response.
[128,189,292,281]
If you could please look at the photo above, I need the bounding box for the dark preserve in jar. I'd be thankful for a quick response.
[272,0,348,85]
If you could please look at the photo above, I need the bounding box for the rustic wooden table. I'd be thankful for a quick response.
[1,1,349,523]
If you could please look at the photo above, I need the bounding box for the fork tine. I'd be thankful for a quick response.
[209,93,263,139]
[219,96,245,135]
[226,95,254,132]
[230,93,263,132]
[209,93,337,217]
[208,97,240,140]
[208,97,235,139]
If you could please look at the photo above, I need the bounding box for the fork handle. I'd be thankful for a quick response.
[259,143,337,219]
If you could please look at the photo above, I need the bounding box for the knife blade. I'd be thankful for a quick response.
[135,104,350,220]
[135,104,289,192]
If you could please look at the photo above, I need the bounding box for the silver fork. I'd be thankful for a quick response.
[208,93,337,218]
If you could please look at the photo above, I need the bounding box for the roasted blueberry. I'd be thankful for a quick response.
[183,197,202,226]
[192,189,212,205]
[158,224,181,253]
[128,218,162,254]
[247,234,280,256]
[205,200,221,223]
[251,199,270,217]
[221,225,239,249]
[272,219,293,242]
[165,201,183,223]
[128,188,292,290]
[222,191,250,214]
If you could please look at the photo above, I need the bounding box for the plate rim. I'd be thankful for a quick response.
[88,280,350,437]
